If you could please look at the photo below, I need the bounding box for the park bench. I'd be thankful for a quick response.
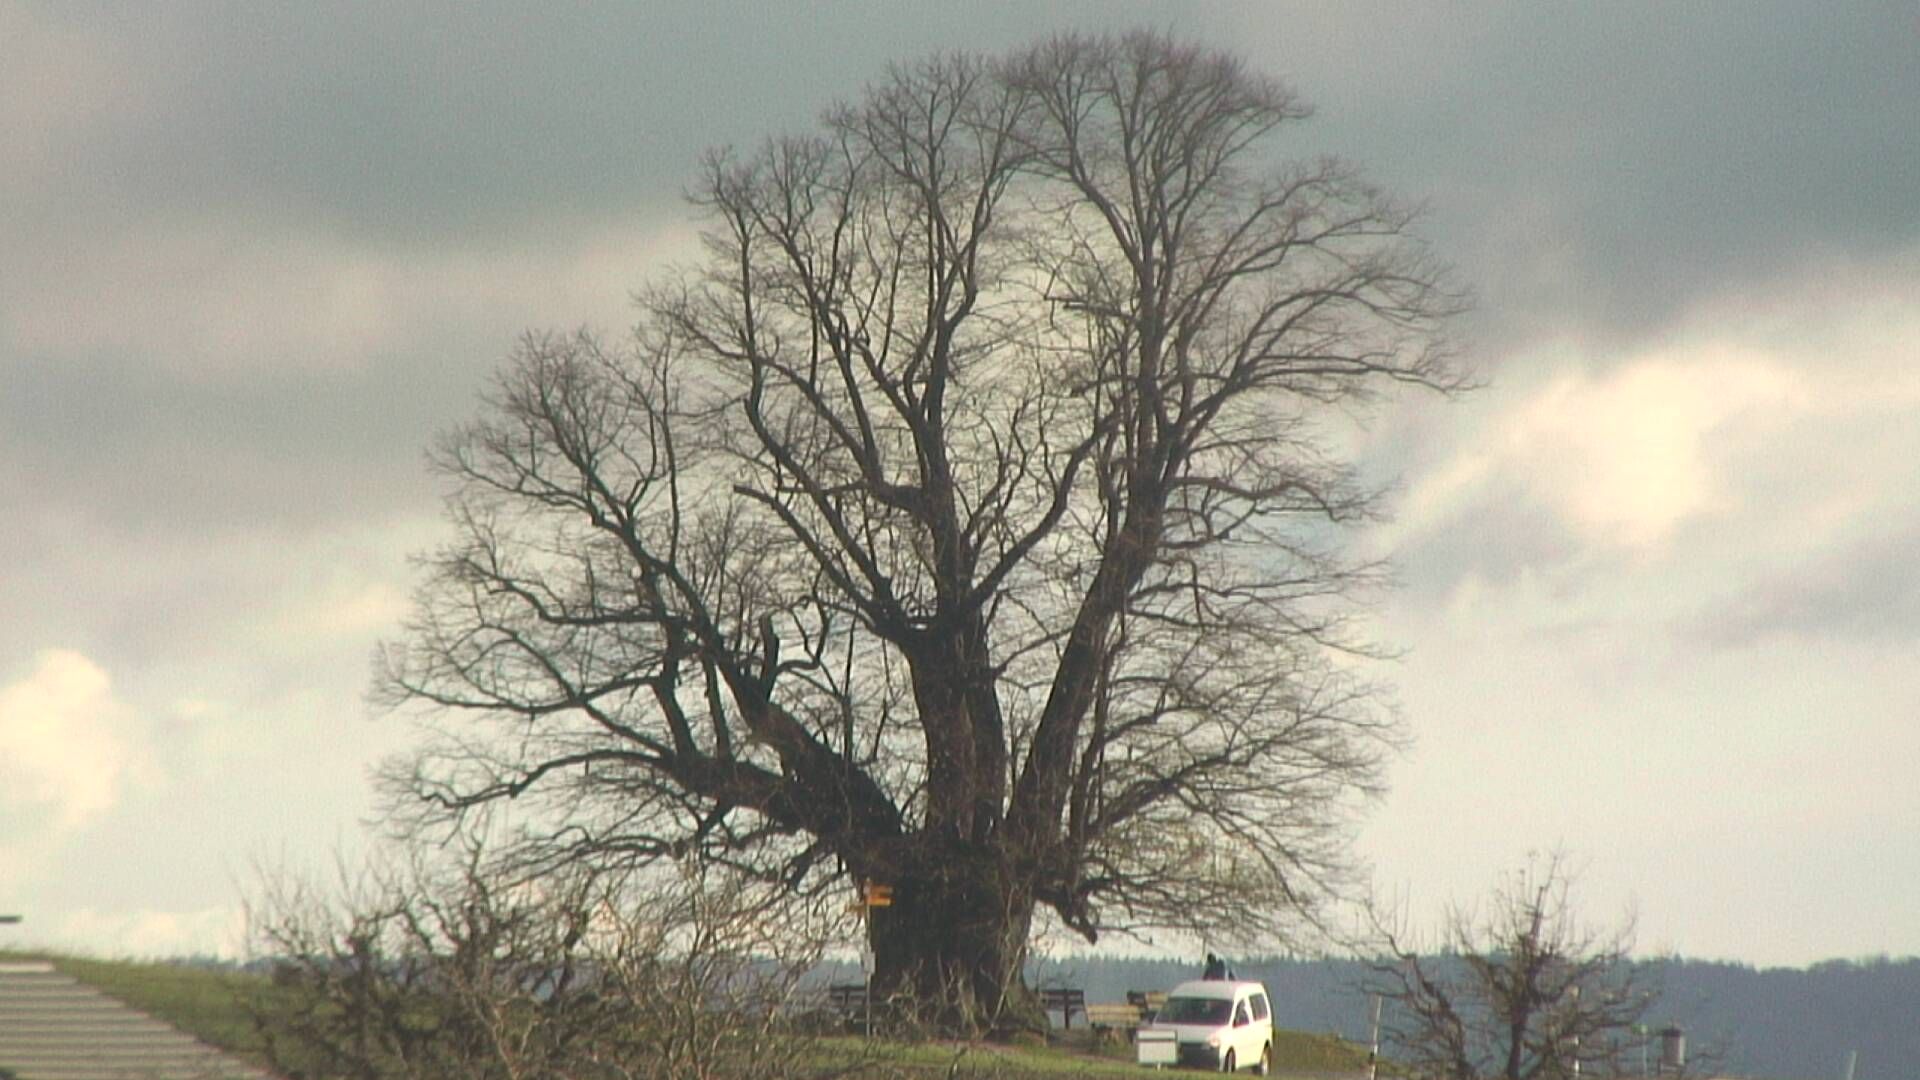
[1037,987,1086,1029]
[1127,989,1168,1021]
[1086,1001,1146,1042]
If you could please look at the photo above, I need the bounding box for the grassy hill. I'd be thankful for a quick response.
[19,947,1904,1078]
[3,952,1371,1078]
[4,952,282,1071]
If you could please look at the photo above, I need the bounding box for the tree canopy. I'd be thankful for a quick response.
[380,30,1461,1027]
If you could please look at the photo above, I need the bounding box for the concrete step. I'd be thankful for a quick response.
[0,1033,207,1051]
[0,1049,257,1065]
[0,1014,196,1037]
[0,1054,273,1076]
[0,1056,271,1079]
[0,961,278,1080]
[0,1060,270,1068]
[0,1018,217,1036]
[0,1000,171,1017]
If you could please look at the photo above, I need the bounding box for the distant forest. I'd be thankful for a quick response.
[1024,953,1917,1080]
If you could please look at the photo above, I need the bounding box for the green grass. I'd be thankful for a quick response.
[1078,1026,1367,1076]
[813,1030,1366,1077]
[7,953,1372,1078]
[1268,1028,1373,1073]
[3,951,281,1069]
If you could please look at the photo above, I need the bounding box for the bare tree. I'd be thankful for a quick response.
[379,30,1461,1029]
[247,836,840,1080]
[1364,853,1683,1080]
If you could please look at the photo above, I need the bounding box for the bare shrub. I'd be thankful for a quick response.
[1362,852,1714,1080]
[245,832,853,1080]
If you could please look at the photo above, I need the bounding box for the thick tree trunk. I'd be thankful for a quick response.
[865,850,1041,1035]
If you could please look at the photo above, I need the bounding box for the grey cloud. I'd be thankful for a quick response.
[1688,526,1920,648]
[1390,481,1590,604]
[22,3,1911,348]
[0,346,467,536]
[25,2,1219,244]
[1230,4,1920,356]
[0,340,443,671]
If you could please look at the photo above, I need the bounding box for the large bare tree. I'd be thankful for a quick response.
[380,31,1460,1029]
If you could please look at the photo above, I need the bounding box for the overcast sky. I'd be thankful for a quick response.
[4,1,1917,966]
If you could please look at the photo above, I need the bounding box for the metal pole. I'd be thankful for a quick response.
[1571,986,1580,1080]
[1367,994,1383,1080]
[1845,1049,1857,1080]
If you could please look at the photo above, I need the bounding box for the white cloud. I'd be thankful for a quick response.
[270,579,411,644]
[0,650,154,829]
[1396,249,1920,563]
[1404,345,1798,553]
[1507,350,1796,548]
[52,905,245,960]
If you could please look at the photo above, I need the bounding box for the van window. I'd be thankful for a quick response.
[1233,1001,1250,1027]
[1163,997,1232,1025]
[1250,993,1269,1021]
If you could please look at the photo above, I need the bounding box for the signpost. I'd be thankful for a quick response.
[848,883,892,1038]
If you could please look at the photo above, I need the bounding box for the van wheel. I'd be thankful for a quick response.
[1221,1049,1236,1073]
[1253,1043,1270,1075]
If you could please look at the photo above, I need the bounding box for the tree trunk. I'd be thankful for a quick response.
[866,850,1042,1036]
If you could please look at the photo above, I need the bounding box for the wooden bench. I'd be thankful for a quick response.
[1086,1001,1146,1042]
[1127,989,1168,1021]
[1038,987,1086,1029]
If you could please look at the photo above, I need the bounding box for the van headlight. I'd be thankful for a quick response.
[1207,1034,1222,1048]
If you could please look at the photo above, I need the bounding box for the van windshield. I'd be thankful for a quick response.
[1161,996,1232,1025]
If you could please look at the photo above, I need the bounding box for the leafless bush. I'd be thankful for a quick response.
[245,832,860,1080]
[1361,852,1714,1080]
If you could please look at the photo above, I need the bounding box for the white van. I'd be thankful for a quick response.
[1140,978,1273,1072]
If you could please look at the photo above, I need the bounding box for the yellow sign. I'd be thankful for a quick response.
[862,882,894,907]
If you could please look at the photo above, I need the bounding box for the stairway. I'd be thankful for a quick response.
[0,961,276,1080]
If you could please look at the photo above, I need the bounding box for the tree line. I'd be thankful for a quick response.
[1033,953,1920,1080]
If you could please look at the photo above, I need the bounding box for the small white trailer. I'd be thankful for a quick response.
[1136,1026,1178,1067]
